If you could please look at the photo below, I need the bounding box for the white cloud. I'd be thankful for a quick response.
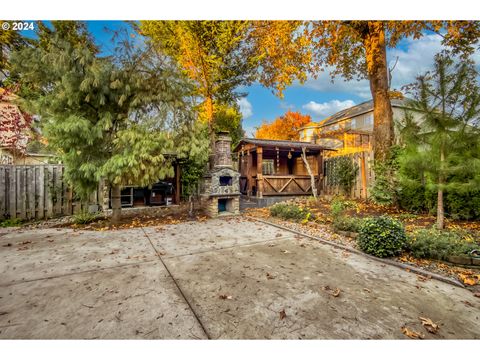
[301,68,371,99]
[237,97,253,119]
[387,34,444,90]
[302,99,356,118]
[299,34,480,99]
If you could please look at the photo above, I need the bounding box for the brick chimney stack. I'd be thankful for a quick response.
[214,131,232,168]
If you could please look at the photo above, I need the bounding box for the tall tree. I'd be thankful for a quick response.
[250,21,480,162]
[255,111,312,140]
[11,29,204,224]
[0,22,31,84]
[139,21,256,152]
[398,54,480,229]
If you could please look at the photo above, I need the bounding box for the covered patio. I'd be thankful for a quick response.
[233,139,332,198]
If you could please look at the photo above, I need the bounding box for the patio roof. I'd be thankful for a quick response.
[233,138,336,152]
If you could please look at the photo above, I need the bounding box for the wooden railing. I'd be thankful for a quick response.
[261,175,318,196]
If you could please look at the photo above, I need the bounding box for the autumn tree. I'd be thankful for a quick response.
[255,111,311,140]
[398,55,480,229]
[139,21,256,154]
[250,21,480,162]
[11,28,205,224]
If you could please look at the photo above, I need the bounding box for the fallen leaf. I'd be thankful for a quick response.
[323,285,341,297]
[219,294,232,300]
[282,250,290,254]
[275,233,283,238]
[363,288,371,293]
[419,317,439,334]
[401,326,425,339]
[462,300,474,307]
[279,309,286,320]
[266,273,275,280]
[473,292,480,298]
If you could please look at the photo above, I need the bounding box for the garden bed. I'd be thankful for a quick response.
[243,197,480,291]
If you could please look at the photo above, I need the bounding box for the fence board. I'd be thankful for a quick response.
[0,164,102,220]
[37,166,45,219]
[0,167,5,217]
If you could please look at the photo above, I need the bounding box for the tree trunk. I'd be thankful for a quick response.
[364,22,394,163]
[205,95,216,169]
[111,185,122,225]
[437,145,445,230]
[301,147,317,200]
[188,194,194,218]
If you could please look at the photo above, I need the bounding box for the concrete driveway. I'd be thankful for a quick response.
[0,217,479,339]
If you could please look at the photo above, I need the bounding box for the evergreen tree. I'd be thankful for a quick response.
[398,54,480,229]
[10,28,207,224]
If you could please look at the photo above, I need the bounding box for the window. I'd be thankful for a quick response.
[262,159,275,175]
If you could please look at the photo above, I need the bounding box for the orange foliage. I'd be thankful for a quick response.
[255,111,311,141]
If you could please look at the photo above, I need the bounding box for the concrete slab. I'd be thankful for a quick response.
[0,261,206,339]
[163,234,480,339]
[1,217,479,339]
[143,217,293,257]
[0,228,155,285]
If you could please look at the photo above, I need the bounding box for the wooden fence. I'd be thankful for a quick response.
[0,165,104,220]
[322,151,374,199]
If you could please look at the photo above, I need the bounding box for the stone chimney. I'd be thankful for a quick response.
[214,131,232,168]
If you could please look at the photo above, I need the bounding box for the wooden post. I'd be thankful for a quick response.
[256,146,263,198]
[175,162,181,204]
[317,151,323,194]
[246,150,252,197]
[361,152,368,199]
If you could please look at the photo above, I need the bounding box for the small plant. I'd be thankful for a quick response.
[357,216,407,258]
[330,197,356,217]
[270,203,313,222]
[0,218,23,227]
[72,211,100,225]
[407,228,479,261]
[333,216,364,233]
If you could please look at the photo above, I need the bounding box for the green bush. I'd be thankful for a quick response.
[332,156,359,195]
[0,218,23,227]
[446,190,480,220]
[407,228,479,261]
[357,216,407,258]
[333,216,364,233]
[397,181,480,220]
[72,211,100,225]
[270,203,313,222]
[330,198,356,217]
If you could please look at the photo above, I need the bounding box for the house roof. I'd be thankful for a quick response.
[299,98,411,130]
[233,138,335,152]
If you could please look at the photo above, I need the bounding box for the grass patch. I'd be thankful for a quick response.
[0,218,23,227]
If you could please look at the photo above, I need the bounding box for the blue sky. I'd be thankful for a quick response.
[22,21,480,136]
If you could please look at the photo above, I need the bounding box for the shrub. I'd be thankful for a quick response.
[0,218,23,227]
[407,228,479,261]
[330,197,356,217]
[332,157,359,195]
[445,189,480,220]
[333,216,364,233]
[357,216,407,258]
[72,211,100,225]
[270,203,313,222]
